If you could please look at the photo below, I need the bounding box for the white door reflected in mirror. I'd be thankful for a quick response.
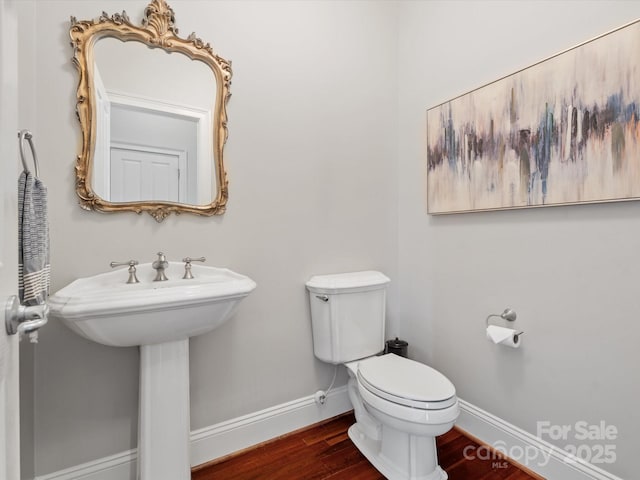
[110,145,183,203]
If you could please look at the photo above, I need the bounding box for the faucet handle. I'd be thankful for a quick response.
[110,260,140,284]
[182,256,206,279]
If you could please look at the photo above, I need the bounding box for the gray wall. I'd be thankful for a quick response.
[26,1,398,475]
[396,2,640,479]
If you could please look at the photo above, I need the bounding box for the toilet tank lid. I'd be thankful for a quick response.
[306,271,390,293]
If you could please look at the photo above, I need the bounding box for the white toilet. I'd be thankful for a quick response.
[306,271,459,480]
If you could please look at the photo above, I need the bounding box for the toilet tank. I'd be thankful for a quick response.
[306,271,390,364]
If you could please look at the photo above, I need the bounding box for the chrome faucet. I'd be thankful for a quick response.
[152,252,169,281]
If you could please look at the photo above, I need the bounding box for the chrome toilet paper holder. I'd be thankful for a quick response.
[486,308,524,339]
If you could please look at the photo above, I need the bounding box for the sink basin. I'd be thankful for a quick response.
[48,262,256,347]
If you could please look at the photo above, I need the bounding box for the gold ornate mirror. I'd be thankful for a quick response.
[70,0,231,222]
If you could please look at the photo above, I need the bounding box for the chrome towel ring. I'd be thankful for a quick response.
[18,129,39,177]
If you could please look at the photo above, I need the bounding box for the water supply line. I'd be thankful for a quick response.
[315,364,338,405]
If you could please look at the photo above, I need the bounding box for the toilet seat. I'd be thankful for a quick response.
[357,354,457,410]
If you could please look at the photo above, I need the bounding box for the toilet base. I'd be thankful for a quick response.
[348,423,447,480]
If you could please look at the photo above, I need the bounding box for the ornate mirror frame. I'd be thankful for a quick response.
[69,0,232,222]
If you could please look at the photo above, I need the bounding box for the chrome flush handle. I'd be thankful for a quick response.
[182,257,206,279]
[316,295,329,302]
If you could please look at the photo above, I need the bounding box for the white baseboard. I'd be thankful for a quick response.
[34,393,624,480]
[32,450,137,480]
[190,385,352,466]
[34,386,351,480]
[457,398,623,480]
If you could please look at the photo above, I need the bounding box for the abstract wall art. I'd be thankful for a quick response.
[426,19,640,214]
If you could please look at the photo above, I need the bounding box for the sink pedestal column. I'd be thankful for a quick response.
[138,339,191,480]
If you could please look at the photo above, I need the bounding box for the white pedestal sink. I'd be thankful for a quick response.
[48,262,256,480]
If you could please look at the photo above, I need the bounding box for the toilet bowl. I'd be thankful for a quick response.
[306,271,458,480]
[345,354,459,480]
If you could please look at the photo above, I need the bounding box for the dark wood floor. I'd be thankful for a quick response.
[192,412,544,480]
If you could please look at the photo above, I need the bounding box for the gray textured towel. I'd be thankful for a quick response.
[18,171,50,306]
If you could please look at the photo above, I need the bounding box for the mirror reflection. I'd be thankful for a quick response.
[93,38,216,205]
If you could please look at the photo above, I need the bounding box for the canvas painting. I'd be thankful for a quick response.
[426,19,640,214]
